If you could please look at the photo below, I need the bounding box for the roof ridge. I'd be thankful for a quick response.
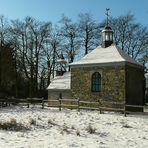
[114,45,142,66]
[70,44,143,67]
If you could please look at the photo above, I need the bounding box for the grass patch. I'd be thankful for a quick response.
[86,124,96,134]
[0,118,29,131]
[71,125,75,129]
[76,129,80,136]
[29,118,36,125]
[48,119,59,126]
[122,124,132,128]
[62,125,70,134]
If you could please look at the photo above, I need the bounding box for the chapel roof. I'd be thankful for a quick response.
[70,44,143,68]
[102,26,112,31]
[47,72,71,90]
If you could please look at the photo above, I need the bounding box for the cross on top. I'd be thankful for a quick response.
[105,8,110,26]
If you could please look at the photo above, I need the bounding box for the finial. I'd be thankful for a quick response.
[60,52,64,60]
[105,8,110,26]
[57,52,67,64]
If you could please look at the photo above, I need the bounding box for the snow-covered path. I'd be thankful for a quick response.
[0,106,148,148]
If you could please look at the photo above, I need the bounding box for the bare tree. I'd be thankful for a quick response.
[10,17,52,97]
[59,15,80,63]
[0,16,10,93]
[1,12,147,97]
[41,25,62,88]
[78,13,100,55]
[109,14,148,62]
[25,17,52,94]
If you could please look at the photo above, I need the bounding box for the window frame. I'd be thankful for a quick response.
[91,72,101,92]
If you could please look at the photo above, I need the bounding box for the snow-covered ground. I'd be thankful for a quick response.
[0,106,148,148]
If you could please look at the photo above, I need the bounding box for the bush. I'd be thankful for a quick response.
[0,118,29,131]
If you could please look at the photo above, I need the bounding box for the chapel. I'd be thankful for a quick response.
[47,12,145,108]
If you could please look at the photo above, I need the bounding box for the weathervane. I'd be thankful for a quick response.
[105,8,110,26]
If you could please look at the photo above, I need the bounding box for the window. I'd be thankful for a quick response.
[91,72,101,92]
[105,32,109,41]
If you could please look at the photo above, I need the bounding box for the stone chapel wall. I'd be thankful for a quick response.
[125,65,144,105]
[71,66,126,103]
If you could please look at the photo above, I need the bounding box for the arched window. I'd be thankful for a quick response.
[91,72,101,92]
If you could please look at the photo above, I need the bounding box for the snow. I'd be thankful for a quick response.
[47,72,71,90]
[70,44,142,67]
[0,105,148,148]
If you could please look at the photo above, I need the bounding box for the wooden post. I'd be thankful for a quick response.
[77,98,80,112]
[27,103,29,108]
[99,100,102,114]
[98,100,101,114]
[124,102,126,117]
[100,108,102,114]
[27,98,29,108]
[59,93,62,111]
[42,98,44,109]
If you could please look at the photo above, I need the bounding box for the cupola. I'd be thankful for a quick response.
[56,52,67,76]
[101,8,114,48]
[101,25,113,48]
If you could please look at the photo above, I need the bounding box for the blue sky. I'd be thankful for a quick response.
[0,0,147,25]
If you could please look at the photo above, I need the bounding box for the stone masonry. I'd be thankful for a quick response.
[71,66,126,103]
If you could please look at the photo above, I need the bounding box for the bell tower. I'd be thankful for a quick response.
[101,8,113,48]
[56,52,67,76]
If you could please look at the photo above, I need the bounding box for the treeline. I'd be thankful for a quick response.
[0,13,147,98]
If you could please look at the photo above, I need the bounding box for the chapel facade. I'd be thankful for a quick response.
[48,17,145,108]
[70,25,145,106]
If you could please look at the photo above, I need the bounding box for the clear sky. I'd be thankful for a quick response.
[0,0,147,26]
